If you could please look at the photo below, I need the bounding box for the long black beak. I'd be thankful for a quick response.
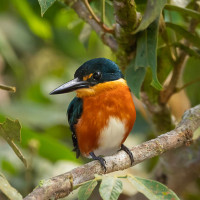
[50,77,89,95]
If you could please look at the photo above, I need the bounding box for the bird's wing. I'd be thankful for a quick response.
[67,97,83,158]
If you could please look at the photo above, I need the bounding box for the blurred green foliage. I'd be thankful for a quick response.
[0,0,115,196]
[0,0,200,199]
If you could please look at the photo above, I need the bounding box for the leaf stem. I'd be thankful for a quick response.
[7,140,28,168]
[0,84,16,92]
[117,175,128,179]
[176,77,200,92]
[160,3,200,104]
[83,0,114,34]
[74,174,136,190]
[0,127,28,168]
[73,176,102,189]
[164,4,200,19]
[101,0,105,24]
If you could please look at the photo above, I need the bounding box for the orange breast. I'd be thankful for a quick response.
[75,85,136,156]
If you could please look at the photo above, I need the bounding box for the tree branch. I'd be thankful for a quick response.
[82,0,114,34]
[113,0,138,70]
[160,51,188,104]
[176,75,200,92]
[24,104,200,200]
[160,3,200,104]
[154,137,200,195]
[64,0,139,71]
[64,0,117,51]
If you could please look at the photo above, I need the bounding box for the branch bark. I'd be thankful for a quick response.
[154,137,200,195]
[24,104,200,200]
[64,0,118,51]
[65,0,139,70]
[113,0,138,70]
[82,0,114,34]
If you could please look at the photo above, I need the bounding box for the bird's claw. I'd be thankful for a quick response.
[89,152,107,172]
[120,144,134,166]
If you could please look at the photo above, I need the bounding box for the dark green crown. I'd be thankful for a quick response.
[74,58,123,85]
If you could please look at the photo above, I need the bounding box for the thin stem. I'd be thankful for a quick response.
[101,0,105,24]
[83,0,114,34]
[83,0,100,24]
[7,140,28,168]
[0,127,27,168]
[73,176,102,189]
[0,84,16,92]
[176,77,200,92]
[168,10,178,59]
[160,4,199,104]
[74,174,132,190]
[117,175,128,179]
[160,52,188,104]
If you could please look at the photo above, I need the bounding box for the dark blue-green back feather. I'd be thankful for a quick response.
[67,97,83,158]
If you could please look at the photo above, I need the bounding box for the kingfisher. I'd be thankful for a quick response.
[50,58,136,170]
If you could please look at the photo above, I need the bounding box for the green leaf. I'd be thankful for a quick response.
[134,31,148,70]
[78,180,98,200]
[11,0,52,39]
[166,22,200,49]
[146,18,162,90]
[0,172,23,200]
[126,18,162,96]
[2,159,17,175]
[0,118,21,142]
[79,24,92,49]
[183,57,200,106]
[173,42,200,59]
[164,4,200,20]
[99,176,123,200]
[0,118,28,167]
[38,0,57,16]
[127,175,180,200]
[21,127,78,163]
[126,66,146,98]
[133,0,167,33]
[0,30,23,76]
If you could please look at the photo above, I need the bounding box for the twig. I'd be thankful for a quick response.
[176,77,200,92]
[160,51,188,104]
[0,125,27,168]
[160,3,199,104]
[24,104,200,200]
[5,139,28,168]
[83,0,114,34]
[65,0,117,51]
[0,84,16,92]
[164,4,200,20]
[101,0,105,24]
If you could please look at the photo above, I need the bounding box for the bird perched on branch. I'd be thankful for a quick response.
[50,58,136,170]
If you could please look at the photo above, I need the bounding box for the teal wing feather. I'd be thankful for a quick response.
[67,97,83,158]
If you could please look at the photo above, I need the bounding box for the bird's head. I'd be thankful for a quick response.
[50,58,125,97]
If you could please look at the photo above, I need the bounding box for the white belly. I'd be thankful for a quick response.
[94,117,127,156]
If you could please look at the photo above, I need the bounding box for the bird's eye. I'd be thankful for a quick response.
[92,72,102,80]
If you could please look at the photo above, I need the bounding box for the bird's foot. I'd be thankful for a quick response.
[120,144,134,166]
[89,152,106,172]
[72,147,81,159]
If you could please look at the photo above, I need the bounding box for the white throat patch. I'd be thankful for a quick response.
[94,117,126,156]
